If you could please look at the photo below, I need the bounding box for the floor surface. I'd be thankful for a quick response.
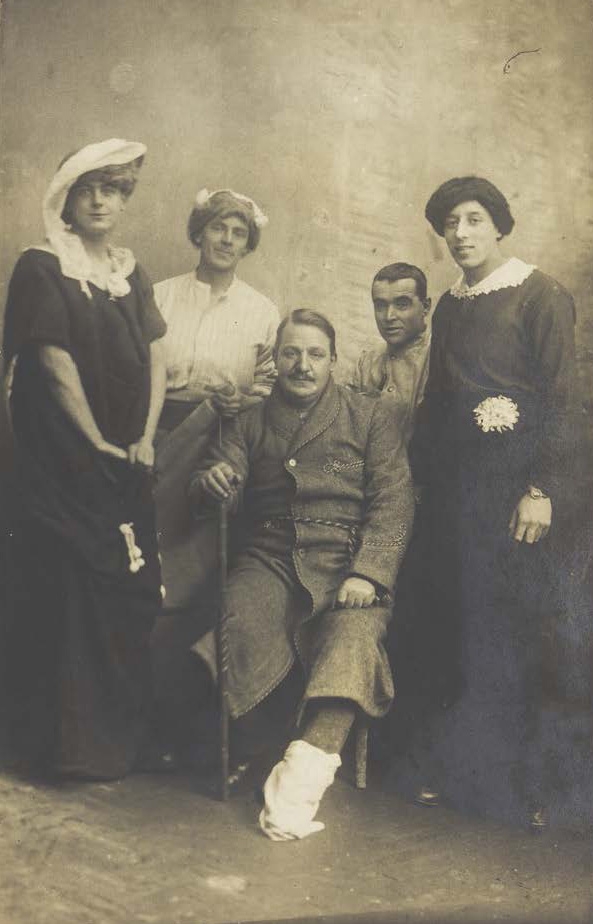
[1,766,591,924]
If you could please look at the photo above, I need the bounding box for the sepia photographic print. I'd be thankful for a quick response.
[0,1,592,923]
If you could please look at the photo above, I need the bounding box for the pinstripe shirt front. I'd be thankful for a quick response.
[154,271,280,399]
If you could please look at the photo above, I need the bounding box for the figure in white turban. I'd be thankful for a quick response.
[150,188,280,762]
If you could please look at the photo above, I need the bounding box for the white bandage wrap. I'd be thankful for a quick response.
[258,739,341,842]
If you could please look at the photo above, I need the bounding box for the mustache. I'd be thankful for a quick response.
[288,372,315,381]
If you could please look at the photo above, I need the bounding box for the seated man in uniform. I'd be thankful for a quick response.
[191,309,414,841]
[349,261,431,446]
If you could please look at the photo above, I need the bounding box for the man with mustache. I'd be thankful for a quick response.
[349,262,431,447]
[191,309,414,840]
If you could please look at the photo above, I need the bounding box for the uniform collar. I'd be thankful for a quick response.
[266,377,341,452]
[386,325,431,358]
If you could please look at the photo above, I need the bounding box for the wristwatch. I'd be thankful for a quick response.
[527,485,549,500]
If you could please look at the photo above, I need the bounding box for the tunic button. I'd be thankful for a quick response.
[386,385,395,392]
[287,458,297,467]
[298,549,306,557]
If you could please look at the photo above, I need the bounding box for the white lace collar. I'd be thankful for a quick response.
[449,257,536,299]
[28,240,136,299]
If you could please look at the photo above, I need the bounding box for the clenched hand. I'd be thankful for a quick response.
[508,494,552,544]
[335,576,376,609]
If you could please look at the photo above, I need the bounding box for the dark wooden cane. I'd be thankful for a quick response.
[216,499,230,800]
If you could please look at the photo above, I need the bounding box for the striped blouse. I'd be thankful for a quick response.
[154,271,280,399]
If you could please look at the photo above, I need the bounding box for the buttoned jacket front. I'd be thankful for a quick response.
[191,378,415,617]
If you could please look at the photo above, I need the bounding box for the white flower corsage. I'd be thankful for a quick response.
[473,395,520,433]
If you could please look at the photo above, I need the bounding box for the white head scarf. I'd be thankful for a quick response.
[41,138,146,299]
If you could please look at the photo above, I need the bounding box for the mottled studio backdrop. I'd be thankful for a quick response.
[1,0,592,445]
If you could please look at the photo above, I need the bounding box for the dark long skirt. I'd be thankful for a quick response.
[393,396,593,825]
[4,463,162,781]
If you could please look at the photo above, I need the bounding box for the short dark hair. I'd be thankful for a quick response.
[425,176,514,237]
[372,262,428,302]
[275,309,337,359]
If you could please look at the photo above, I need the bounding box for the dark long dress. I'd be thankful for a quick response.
[2,249,167,779]
[401,264,591,824]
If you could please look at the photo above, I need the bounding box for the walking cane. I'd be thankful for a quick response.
[213,387,236,801]
[216,498,230,801]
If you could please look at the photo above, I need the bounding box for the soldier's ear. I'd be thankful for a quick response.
[423,298,431,315]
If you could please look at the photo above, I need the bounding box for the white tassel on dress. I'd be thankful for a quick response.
[119,522,145,573]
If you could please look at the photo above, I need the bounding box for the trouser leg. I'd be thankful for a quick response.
[301,697,356,754]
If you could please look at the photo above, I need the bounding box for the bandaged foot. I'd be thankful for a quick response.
[258,739,341,841]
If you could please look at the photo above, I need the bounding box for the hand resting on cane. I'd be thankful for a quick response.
[206,378,274,419]
[200,462,242,501]
[207,383,243,419]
